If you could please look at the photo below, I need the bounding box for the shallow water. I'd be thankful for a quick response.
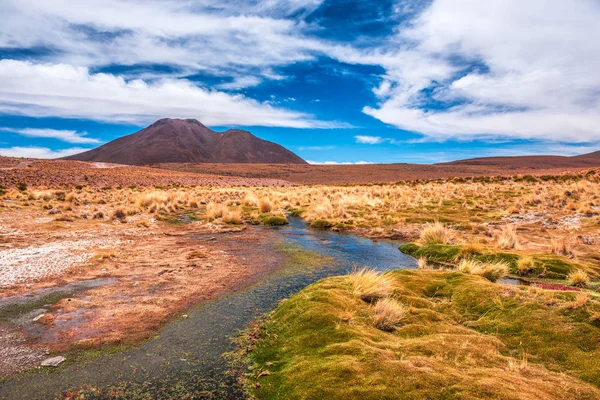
[0,217,416,399]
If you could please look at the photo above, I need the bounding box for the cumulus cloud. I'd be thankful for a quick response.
[1,0,599,146]
[361,0,600,143]
[0,60,338,127]
[0,0,326,87]
[0,146,90,158]
[0,127,101,144]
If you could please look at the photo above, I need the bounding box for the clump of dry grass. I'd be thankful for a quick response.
[417,257,428,270]
[457,259,509,282]
[497,225,518,250]
[419,222,454,245]
[372,298,407,332]
[551,237,575,258]
[456,243,483,259]
[206,202,225,221]
[569,270,590,287]
[259,198,272,213]
[135,191,169,208]
[349,268,393,303]
[96,250,118,262]
[187,250,207,260]
[517,256,536,276]
[563,293,590,309]
[113,208,127,223]
[243,192,258,206]
[222,209,243,224]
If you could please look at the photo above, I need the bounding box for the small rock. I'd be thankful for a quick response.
[182,314,188,319]
[41,356,66,367]
[32,313,46,322]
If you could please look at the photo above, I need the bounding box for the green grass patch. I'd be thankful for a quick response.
[399,243,585,279]
[310,219,333,229]
[256,214,289,226]
[237,270,600,399]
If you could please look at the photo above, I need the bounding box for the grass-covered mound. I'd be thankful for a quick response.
[238,270,600,400]
[399,242,588,279]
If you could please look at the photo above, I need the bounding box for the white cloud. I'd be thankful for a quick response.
[306,160,372,165]
[0,60,340,128]
[0,146,90,158]
[0,0,327,88]
[355,135,384,144]
[1,0,599,146]
[1,127,101,144]
[361,0,600,143]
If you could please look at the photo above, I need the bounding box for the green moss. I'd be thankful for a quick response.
[288,208,304,217]
[257,215,289,226]
[399,243,585,279]
[239,270,600,400]
[399,243,461,264]
[310,219,333,229]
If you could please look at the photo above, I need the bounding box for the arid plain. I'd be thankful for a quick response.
[2,156,600,399]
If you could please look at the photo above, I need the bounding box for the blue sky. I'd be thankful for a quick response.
[0,0,599,163]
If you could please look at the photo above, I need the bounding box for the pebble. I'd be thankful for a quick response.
[40,356,66,367]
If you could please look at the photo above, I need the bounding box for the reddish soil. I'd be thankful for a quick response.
[0,157,291,188]
[153,162,600,185]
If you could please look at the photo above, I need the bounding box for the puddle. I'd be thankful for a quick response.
[0,217,415,399]
[0,278,117,323]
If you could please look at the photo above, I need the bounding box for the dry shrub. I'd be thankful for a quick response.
[569,270,590,287]
[372,298,407,332]
[259,198,272,213]
[497,225,518,250]
[551,237,575,258]
[349,268,393,303]
[419,222,454,245]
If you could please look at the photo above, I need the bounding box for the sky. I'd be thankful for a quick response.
[0,0,599,164]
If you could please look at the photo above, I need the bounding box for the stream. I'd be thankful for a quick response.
[0,217,416,399]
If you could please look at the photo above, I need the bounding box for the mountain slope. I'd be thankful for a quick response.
[64,118,306,165]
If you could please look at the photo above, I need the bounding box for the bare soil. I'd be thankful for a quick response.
[153,162,600,185]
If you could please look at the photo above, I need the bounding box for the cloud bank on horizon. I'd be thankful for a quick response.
[0,0,599,162]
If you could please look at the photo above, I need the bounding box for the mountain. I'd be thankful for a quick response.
[443,150,600,169]
[64,118,307,165]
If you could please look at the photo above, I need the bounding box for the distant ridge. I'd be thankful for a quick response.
[441,151,600,169]
[64,118,307,165]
